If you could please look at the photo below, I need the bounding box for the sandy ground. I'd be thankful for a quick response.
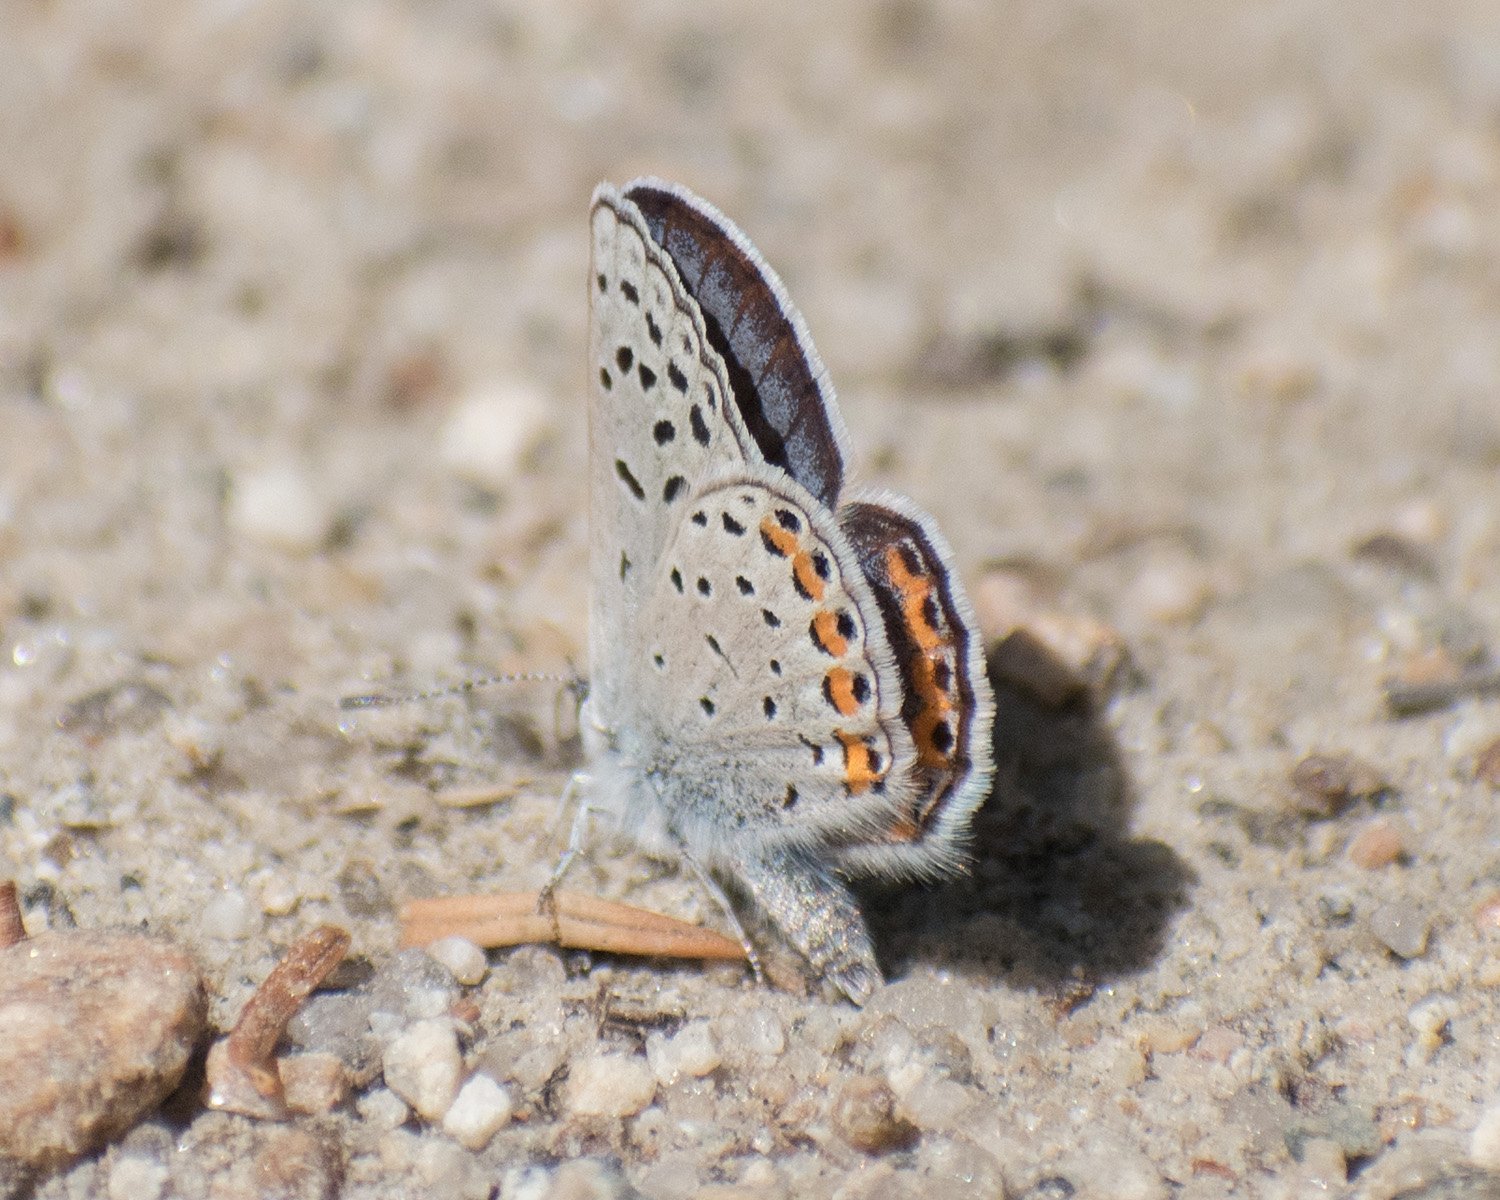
[3,1,1500,1196]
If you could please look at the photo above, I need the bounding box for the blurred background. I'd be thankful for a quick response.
[2,2,1500,1194]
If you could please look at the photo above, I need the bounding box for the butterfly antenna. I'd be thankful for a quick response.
[339,671,573,711]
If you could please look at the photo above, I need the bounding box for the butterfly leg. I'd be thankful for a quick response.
[736,849,881,1006]
[538,770,593,915]
[676,848,764,986]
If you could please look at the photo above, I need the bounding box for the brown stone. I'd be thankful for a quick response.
[0,931,206,1170]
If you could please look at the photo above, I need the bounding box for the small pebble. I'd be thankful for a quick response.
[503,1159,641,1199]
[1370,900,1432,958]
[200,888,256,941]
[1292,1137,1347,1189]
[410,1137,482,1195]
[1291,753,1388,816]
[920,1138,1008,1196]
[1350,532,1438,578]
[1055,1141,1168,1200]
[1191,1025,1243,1065]
[426,936,489,986]
[1407,994,1459,1058]
[228,464,329,552]
[892,1073,979,1133]
[1348,817,1411,869]
[207,1125,342,1200]
[356,1087,410,1132]
[106,1154,170,1200]
[1391,498,1450,544]
[986,627,1085,708]
[0,931,206,1169]
[1474,737,1500,788]
[368,948,461,1024]
[1119,558,1213,625]
[832,1076,918,1153]
[439,383,554,491]
[1469,1098,1500,1169]
[287,992,380,1081]
[645,1021,721,1084]
[976,570,1130,697]
[383,1019,464,1121]
[442,1074,514,1150]
[280,1051,351,1114]
[736,1008,786,1057]
[252,871,302,917]
[564,1052,658,1118]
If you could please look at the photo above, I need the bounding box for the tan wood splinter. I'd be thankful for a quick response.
[399,889,748,962]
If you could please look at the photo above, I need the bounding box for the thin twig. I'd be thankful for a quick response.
[1385,667,1500,717]
[399,889,746,962]
[206,925,351,1117]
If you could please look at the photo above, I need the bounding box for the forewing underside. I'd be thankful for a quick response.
[624,179,850,512]
[588,187,757,723]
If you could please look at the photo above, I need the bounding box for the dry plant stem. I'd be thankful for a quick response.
[1386,667,1500,716]
[400,889,747,962]
[0,881,24,948]
[226,925,351,1095]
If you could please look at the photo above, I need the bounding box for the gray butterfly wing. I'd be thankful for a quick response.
[587,185,757,731]
[832,494,996,881]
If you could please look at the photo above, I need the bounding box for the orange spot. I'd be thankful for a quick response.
[837,731,883,795]
[759,516,799,558]
[811,610,848,657]
[760,515,825,601]
[792,553,825,602]
[825,667,861,716]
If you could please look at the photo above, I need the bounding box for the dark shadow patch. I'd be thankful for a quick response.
[861,640,1192,995]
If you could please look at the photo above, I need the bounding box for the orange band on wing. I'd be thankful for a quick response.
[885,546,942,652]
[811,610,849,657]
[759,515,825,601]
[792,553,826,602]
[825,667,860,716]
[837,731,884,795]
[885,545,958,768]
[759,517,799,558]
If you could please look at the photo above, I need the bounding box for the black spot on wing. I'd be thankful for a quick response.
[614,459,644,501]
[690,404,711,447]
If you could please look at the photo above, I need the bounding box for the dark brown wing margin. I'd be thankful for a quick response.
[625,180,847,511]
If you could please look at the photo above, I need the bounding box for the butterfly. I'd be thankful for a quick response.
[576,178,994,1004]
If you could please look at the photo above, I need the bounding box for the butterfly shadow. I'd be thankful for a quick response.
[861,635,1195,996]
